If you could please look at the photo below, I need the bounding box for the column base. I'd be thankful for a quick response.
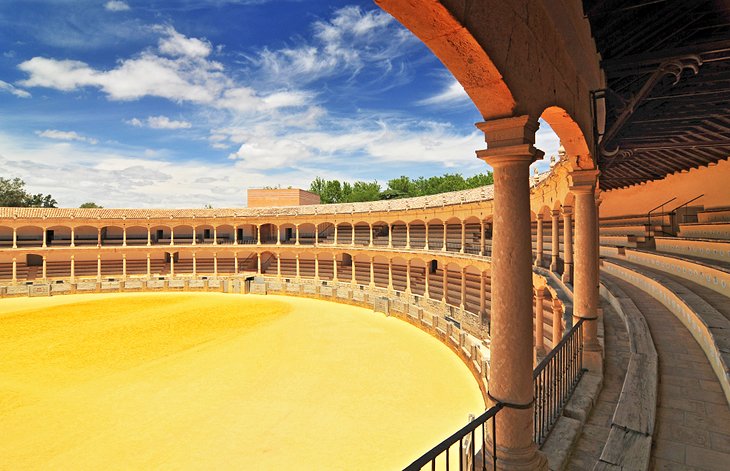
[583,348,603,374]
[549,261,558,272]
[533,257,543,268]
[534,346,547,366]
[485,443,548,471]
[561,270,572,284]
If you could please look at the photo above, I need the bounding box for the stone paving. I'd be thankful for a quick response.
[565,298,630,470]
[609,277,730,471]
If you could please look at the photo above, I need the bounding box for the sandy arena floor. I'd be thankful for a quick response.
[0,292,484,470]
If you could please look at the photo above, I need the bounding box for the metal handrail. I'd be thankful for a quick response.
[647,197,677,233]
[403,403,504,471]
[668,194,704,225]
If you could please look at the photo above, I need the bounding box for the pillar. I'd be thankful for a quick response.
[70,227,75,248]
[388,223,393,248]
[332,254,338,282]
[233,225,237,245]
[476,115,547,470]
[42,255,47,280]
[122,254,127,279]
[550,210,560,271]
[535,214,544,267]
[277,225,281,246]
[369,223,374,247]
[535,287,546,362]
[295,254,300,279]
[562,207,574,284]
[424,224,430,250]
[234,253,239,273]
[406,223,411,249]
[315,224,319,246]
[460,222,466,253]
[460,267,466,309]
[213,227,218,245]
[146,253,151,277]
[277,254,281,278]
[571,170,602,371]
[123,227,127,247]
[405,261,411,294]
[147,227,151,246]
[480,220,485,256]
[552,299,564,346]
[42,228,47,248]
[97,227,102,247]
[295,224,300,246]
[97,254,102,281]
[11,257,16,283]
[170,254,175,277]
[333,224,338,245]
[192,252,197,276]
[257,252,262,275]
[387,259,393,290]
[213,253,218,276]
[170,227,175,246]
[314,254,319,281]
[70,255,75,282]
[257,224,261,245]
[442,222,447,252]
[424,263,430,298]
[479,272,487,325]
[369,257,375,287]
[193,226,197,245]
[442,266,448,303]
[351,224,355,247]
[351,258,357,284]
[12,228,17,249]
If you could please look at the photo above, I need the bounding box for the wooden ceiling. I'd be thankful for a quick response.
[583,0,730,190]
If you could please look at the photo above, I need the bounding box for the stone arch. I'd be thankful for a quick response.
[540,106,593,170]
[409,257,427,296]
[45,224,72,246]
[125,225,148,245]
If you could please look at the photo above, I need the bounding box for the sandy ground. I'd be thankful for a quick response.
[0,292,484,470]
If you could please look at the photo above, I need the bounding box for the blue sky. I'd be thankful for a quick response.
[0,0,559,208]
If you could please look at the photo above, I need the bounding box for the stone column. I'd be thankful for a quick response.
[147,227,151,246]
[424,265,430,298]
[170,227,175,246]
[480,272,487,325]
[442,267,447,303]
[351,258,357,285]
[42,228,47,248]
[535,214,544,267]
[12,228,17,249]
[476,115,547,470]
[480,220,485,256]
[12,257,17,283]
[406,223,411,249]
[424,224,430,250]
[193,226,197,245]
[460,222,466,253]
[387,258,393,290]
[460,268,466,309]
[123,227,127,247]
[257,225,262,246]
[122,254,127,279]
[369,257,375,288]
[42,255,47,280]
[295,254,300,279]
[96,254,102,281]
[552,299,564,346]
[213,227,218,245]
[277,254,281,278]
[332,254,338,282]
[147,253,151,277]
[70,255,75,282]
[351,224,355,247]
[277,225,281,246]
[570,170,602,371]
[534,287,546,362]
[315,224,319,247]
[192,252,197,276]
[233,225,237,245]
[405,261,411,294]
[70,227,75,248]
[442,223,447,252]
[333,224,338,245]
[388,223,393,248]
[170,254,175,277]
[234,253,239,273]
[562,207,574,284]
[369,223,374,247]
[213,253,218,276]
[550,210,560,272]
[314,254,319,281]
[257,253,262,275]
[97,227,102,247]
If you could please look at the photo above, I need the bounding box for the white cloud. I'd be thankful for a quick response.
[157,25,212,58]
[417,78,470,106]
[0,80,30,98]
[36,129,97,145]
[127,116,192,129]
[104,1,131,12]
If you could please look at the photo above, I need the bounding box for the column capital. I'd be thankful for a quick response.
[534,285,546,299]
[551,209,561,217]
[475,115,544,166]
[536,213,544,221]
[562,206,573,216]
[568,169,600,193]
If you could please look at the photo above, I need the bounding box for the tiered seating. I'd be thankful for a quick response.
[0,262,28,280]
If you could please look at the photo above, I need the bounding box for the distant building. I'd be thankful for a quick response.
[247,188,320,208]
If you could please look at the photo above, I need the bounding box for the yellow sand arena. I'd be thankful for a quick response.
[0,292,484,470]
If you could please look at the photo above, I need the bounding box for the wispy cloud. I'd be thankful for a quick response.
[417,78,470,107]
[104,1,131,12]
[36,129,97,145]
[127,116,193,130]
[0,79,30,98]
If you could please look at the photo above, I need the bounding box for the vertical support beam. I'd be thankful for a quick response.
[42,228,47,248]
[123,227,127,247]
[97,227,102,247]
[405,260,411,294]
[147,227,151,246]
[122,254,127,279]
[314,254,319,281]
[424,264,430,298]
[552,299,564,345]
[193,252,197,276]
[277,225,281,246]
[295,224,300,246]
[213,227,218,245]
[170,227,175,246]
[476,115,547,470]
[369,223,374,247]
[480,271,486,326]
[351,224,355,247]
[257,224,262,246]
[535,287,546,363]
[170,253,175,277]
[257,252,262,275]
[295,253,300,279]
[146,253,151,277]
[233,225,237,245]
[213,253,218,277]
[234,252,239,273]
[570,169,602,371]
[387,258,393,290]
[351,258,356,284]
[480,220,485,256]
[333,224,338,245]
[442,266,447,303]
[460,267,466,309]
[70,227,75,248]
[70,255,75,282]
[193,226,197,245]
[388,223,393,248]
[332,254,338,282]
[12,227,17,249]
[369,257,375,287]
[424,223,430,250]
[97,253,102,281]
[460,221,466,253]
[277,253,281,278]
[562,207,574,283]
[12,257,17,284]
[550,209,560,271]
[442,222,447,252]
[315,223,319,247]
[535,214,544,267]
[42,255,47,280]
[406,222,411,249]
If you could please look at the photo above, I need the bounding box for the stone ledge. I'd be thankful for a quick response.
[542,415,583,471]
[564,372,602,423]
[595,427,652,471]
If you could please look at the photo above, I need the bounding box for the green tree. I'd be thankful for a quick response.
[79,202,103,208]
[0,177,57,207]
[346,181,381,202]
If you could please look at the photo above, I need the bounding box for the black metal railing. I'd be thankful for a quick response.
[647,196,676,234]
[533,317,586,446]
[403,403,504,471]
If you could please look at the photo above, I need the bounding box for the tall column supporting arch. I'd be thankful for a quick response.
[477,115,547,470]
[535,214,544,267]
[550,209,560,272]
[534,287,546,364]
[562,207,574,283]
